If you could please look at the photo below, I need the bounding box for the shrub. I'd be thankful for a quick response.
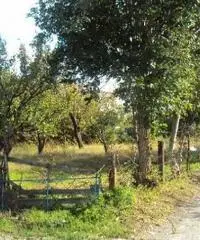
[103,187,135,211]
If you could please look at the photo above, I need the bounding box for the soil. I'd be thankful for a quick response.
[146,195,200,240]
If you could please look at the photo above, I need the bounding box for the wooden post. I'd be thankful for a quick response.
[109,153,117,190]
[186,133,190,173]
[0,167,4,211]
[158,141,165,182]
[0,157,7,210]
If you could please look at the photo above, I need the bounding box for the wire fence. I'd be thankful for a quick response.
[0,165,105,211]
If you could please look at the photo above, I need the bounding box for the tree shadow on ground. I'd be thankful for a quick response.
[2,152,130,174]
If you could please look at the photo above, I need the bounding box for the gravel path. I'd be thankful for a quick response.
[147,196,200,240]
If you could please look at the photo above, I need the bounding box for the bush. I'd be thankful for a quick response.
[103,187,135,211]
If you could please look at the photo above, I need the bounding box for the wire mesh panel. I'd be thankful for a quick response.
[10,178,48,209]
[47,176,97,209]
[3,167,104,211]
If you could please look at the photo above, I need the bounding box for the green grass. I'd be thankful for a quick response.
[10,143,132,165]
[0,176,198,239]
[8,143,133,190]
[0,188,135,240]
[0,143,200,239]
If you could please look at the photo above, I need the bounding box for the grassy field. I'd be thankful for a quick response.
[10,143,132,175]
[0,143,200,239]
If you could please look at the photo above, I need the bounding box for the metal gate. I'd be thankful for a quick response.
[1,166,104,211]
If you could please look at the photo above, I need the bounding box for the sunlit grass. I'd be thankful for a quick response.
[11,143,133,164]
[8,142,200,190]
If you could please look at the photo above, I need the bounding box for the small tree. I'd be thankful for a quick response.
[89,94,127,153]
[58,84,100,148]
[22,83,100,151]
[0,38,53,179]
[21,88,62,154]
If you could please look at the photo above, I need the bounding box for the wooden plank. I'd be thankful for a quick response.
[55,198,88,204]
[20,188,91,195]
[20,189,46,195]
[51,188,91,195]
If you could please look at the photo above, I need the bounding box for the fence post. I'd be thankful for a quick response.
[45,165,50,211]
[1,179,4,211]
[94,173,100,197]
[109,152,117,190]
[0,160,7,211]
[158,141,165,182]
[186,133,190,173]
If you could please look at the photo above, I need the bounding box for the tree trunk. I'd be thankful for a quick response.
[132,106,138,143]
[100,134,109,153]
[69,112,84,148]
[168,114,181,175]
[3,135,12,160]
[37,133,46,154]
[0,137,4,153]
[103,142,109,154]
[1,134,12,186]
[134,116,151,185]
[3,153,9,182]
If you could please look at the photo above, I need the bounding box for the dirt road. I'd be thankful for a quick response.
[147,196,200,240]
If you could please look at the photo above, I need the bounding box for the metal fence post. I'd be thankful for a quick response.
[95,173,100,197]
[46,166,50,211]
[46,177,50,211]
[94,165,105,197]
